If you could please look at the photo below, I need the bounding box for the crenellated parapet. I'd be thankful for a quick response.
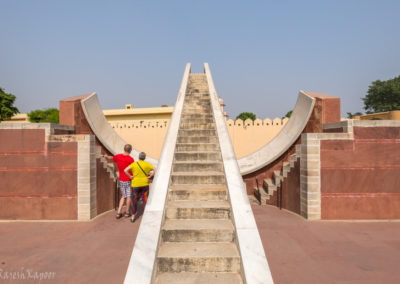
[226,117,289,158]
[107,117,288,159]
[110,120,170,129]
[226,117,288,127]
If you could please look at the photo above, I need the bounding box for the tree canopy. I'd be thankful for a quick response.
[362,75,400,113]
[28,108,59,123]
[235,112,256,121]
[284,110,293,118]
[0,87,19,121]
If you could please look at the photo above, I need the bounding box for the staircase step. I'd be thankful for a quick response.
[178,129,216,137]
[181,114,213,119]
[181,118,214,123]
[174,152,221,162]
[162,219,234,242]
[165,200,231,219]
[263,178,277,194]
[182,110,213,115]
[168,185,227,201]
[282,162,290,177]
[254,186,269,201]
[273,170,283,185]
[157,242,240,273]
[188,93,209,96]
[290,154,298,167]
[171,172,225,184]
[155,272,243,284]
[175,143,218,152]
[179,123,215,130]
[177,136,218,144]
[184,101,211,105]
[173,161,223,172]
[185,98,211,102]
[186,95,210,100]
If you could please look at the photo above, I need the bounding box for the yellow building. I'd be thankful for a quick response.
[104,104,173,123]
[2,113,29,123]
[354,110,400,120]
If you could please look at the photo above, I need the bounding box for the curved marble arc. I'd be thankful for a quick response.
[80,93,158,166]
[238,91,315,175]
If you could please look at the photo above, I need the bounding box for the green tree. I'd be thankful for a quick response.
[236,112,256,121]
[284,110,293,119]
[0,87,19,121]
[362,75,400,113]
[28,108,59,123]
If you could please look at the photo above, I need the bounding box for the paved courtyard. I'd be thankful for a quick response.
[0,206,399,283]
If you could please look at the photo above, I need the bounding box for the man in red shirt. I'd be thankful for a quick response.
[113,144,134,219]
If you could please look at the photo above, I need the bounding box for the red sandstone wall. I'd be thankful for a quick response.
[320,127,400,219]
[0,129,78,220]
[281,158,301,214]
[59,95,93,135]
[59,95,112,156]
[96,159,116,215]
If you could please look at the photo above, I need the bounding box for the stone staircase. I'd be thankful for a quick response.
[255,145,301,205]
[154,74,244,283]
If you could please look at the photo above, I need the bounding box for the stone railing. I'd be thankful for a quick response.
[205,63,274,283]
[123,63,191,283]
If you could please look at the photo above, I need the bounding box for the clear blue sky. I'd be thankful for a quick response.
[1,0,399,119]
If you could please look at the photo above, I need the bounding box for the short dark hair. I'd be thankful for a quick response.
[139,152,146,160]
[124,144,132,153]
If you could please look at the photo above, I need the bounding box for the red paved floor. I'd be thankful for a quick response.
[254,205,400,284]
[0,212,141,284]
[0,206,399,283]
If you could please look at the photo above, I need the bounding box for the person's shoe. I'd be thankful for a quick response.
[130,214,136,223]
[124,212,131,218]
[116,213,123,219]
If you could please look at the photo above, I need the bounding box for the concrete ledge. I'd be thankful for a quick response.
[46,134,88,142]
[0,123,74,136]
[238,91,315,175]
[80,93,158,166]
[124,63,191,284]
[324,119,400,132]
[205,63,274,284]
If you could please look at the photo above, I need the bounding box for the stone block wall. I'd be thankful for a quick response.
[96,158,116,216]
[0,123,117,220]
[319,121,400,219]
[294,120,400,220]
[280,156,301,215]
[0,124,77,220]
